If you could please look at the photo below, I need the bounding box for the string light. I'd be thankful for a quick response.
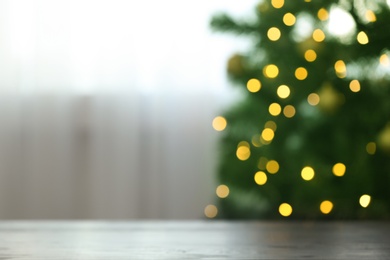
[254,171,267,185]
[212,116,227,131]
[247,78,261,93]
[332,163,346,177]
[279,203,292,217]
[295,67,308,80]
[264,120,277,131]
[380,54,390,67]
[301,166,315,181]
[334,60,347,78]
[236,143,250,161]
[216,185,230,198]
[366,142,376,155]
[251,134,262,147]
[269,103,282,116]
[317,8,329,21]
[283,13,296,26]
[258,157,268,170]
[359,194,371,208]
[365,10,376,22]
[204,204,218,218]
[312,29,325,42]
[320,200,333,214]
[268,27,281,41]
[263,64,279,78]
[277,85,291,99]
[271,0,284,9]
[304,49,317,62]
[357,31,369,45]
[262,128,275,142]
[307,93,320,106]
[349,80,360,92]
[283,105,296,118]
[266,160,279,174]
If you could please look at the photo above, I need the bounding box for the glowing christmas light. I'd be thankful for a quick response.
[277,85,290,99]
[283,105,296,118]
[332,163,346,177]
[247,78,261,93]
[266,160,279,174]
[212,116,227,131]
[295,67,308,80]
[204,205,218,218]
[264,120,277,131]
[312,29,325,42]
[349,80,360,92]
[304,49,317,62]
[317,8,329,21]
[283,13,296,26]
[359,194,371,208]
[357,31,369,45]
[254,171,267,185]
[279,203,292,217]
[308,93,320,106]
[320,200,333,214]
[271,0,284,9]
[269,103,282,116]
[268,27,281,41]
[262,128,275,142]
[263,64,279,78]
[216,185,230,198]
[301,166,315,181]
[365,10,376,22]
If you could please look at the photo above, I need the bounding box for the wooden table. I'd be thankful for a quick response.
[0,221,389,259]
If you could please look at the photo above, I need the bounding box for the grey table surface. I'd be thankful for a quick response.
[0,221,389,259]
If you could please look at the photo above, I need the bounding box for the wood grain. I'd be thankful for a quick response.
[0,221,389,259]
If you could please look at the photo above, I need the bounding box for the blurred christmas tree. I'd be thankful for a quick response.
[210,0,390,219]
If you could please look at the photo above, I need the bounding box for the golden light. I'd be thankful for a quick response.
[266,160,279,174]
[262,128,275,142]
[204,204,218,218]
[349,80,360,92]
[254,171,268,185]
[366,142,376,155]
[277,85,290,99]
[304,49,317,62]
[251,134,262,147]
[380,54,390,67]
[279,203,292,217]
[247,78,262,93]
[317,8,329,21]
[236,146,250,161]
[334,60,346,78]
[271,0,284,9]
[359,194,371,208]
[307,93,320,106]
[357,31,369,45]
[212,116,227,131]
[267,27,281,41]
[258,157,268,170]
[320,200,333,214]
[216,185,230,198]
[283,13,296,26]
[332,163,346,177]
[263,64,279,78]
[264,120,277,131]
[238,141,250,148]
[295,67,308,80]
[301,166,315,181]
[269,103,282,116]
[312,29,325,42]
[283,105,296,118]
[365,10,376,22]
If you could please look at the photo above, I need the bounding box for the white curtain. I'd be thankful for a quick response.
[0,0,254,219]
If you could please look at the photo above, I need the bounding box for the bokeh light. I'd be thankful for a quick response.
[307,93,320,106]
[265,120,277,131]
[212,116,227,131]
[268,27,281,41]
[216,185,230,198]
[366,142,376,155]
[263,64,279,78]
[301,166,315,181]
[380,54,390,67]
[283,13,296,26]
[334,60,346,78]
[304,49,317,62]
[317,8,329,21]
[312,29,325,42]
[295,67,308,80]
[269,103,282,116]
[254,171,267,185]
[349,80,360,92]
[283,105,296,118]
[204,204,218,218]
[359,194,371,208]
[262,128,275,142]
[320,200,333,214]
[357,31,369,45]
[277,85,291,99]
[266,160,279,174]
[279,203,292,217]
[271,0,284,9]
[236,145,250,161]
[332,163,346,177]
[247,78,262,93]
[365,10,376,22]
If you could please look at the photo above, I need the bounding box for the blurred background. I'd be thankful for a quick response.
[0,0,258,219]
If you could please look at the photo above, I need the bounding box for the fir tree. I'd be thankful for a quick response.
[211,0,390,219]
